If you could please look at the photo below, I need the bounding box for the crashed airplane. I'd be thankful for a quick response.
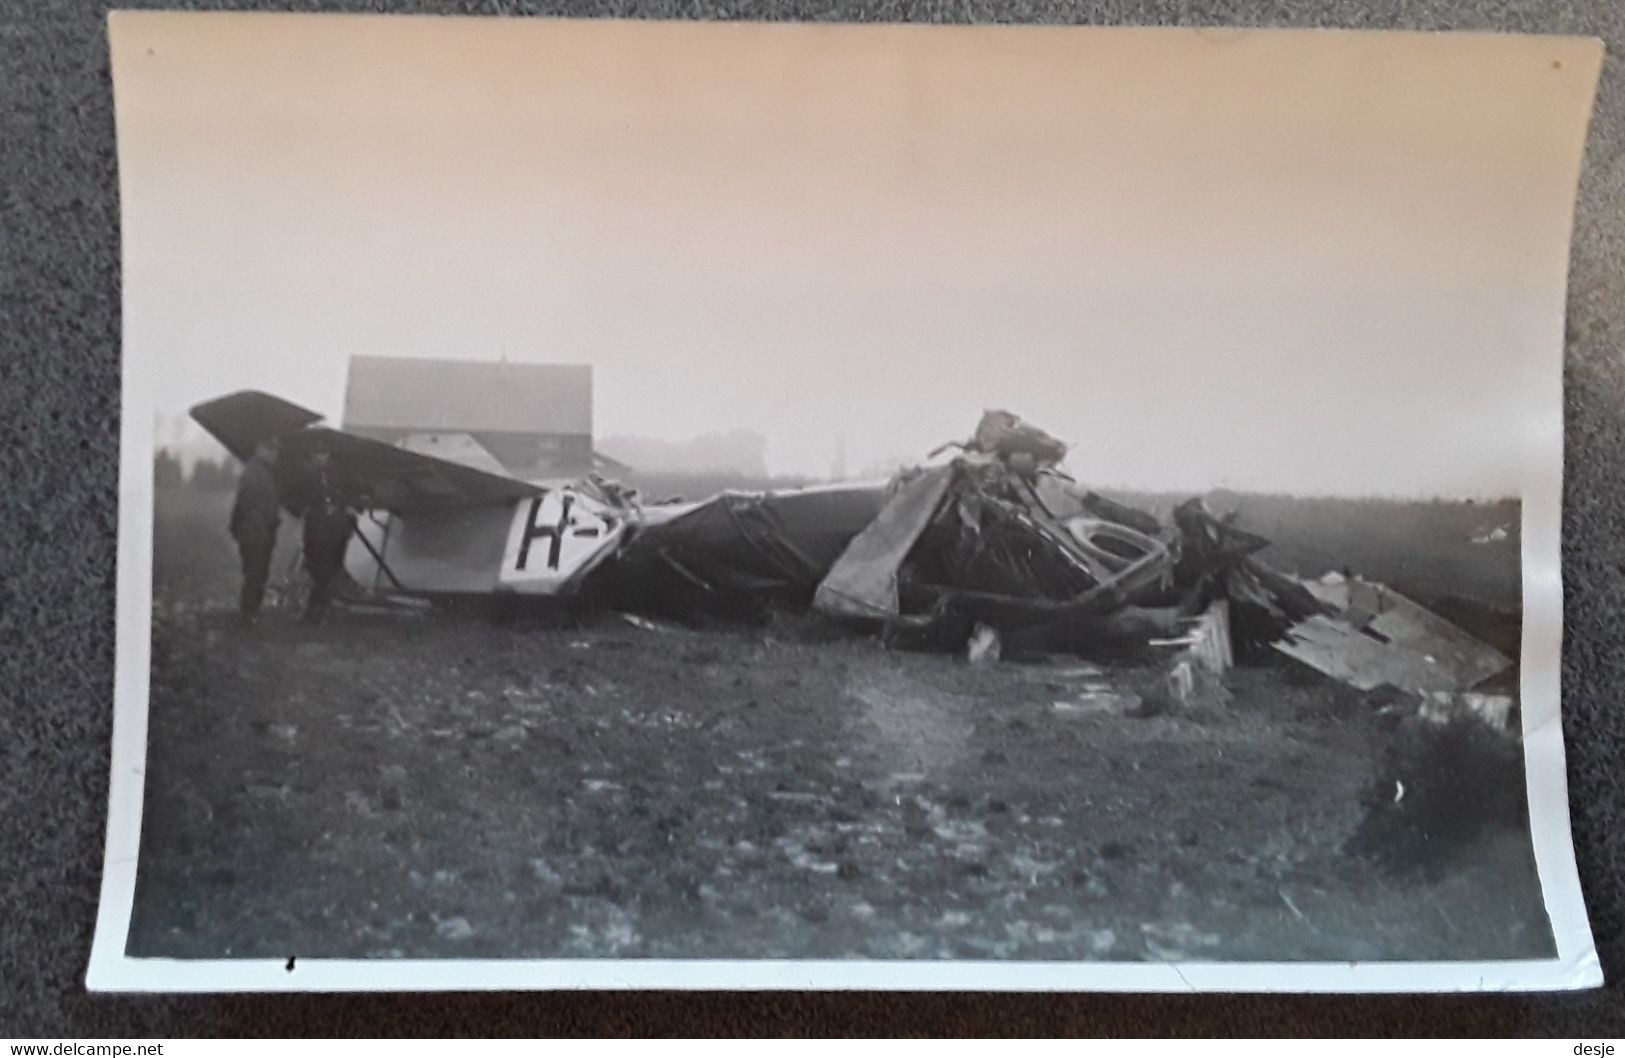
[189,391,1515,703]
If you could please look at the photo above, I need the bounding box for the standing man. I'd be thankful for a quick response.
[292,440,359,624]
[228,438,282,622]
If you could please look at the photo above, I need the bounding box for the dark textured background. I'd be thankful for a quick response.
[2,0,1622,1037]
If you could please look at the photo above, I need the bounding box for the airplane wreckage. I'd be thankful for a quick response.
[190,392,1518,726]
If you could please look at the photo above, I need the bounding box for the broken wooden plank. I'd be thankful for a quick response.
[1274,579,1513,695]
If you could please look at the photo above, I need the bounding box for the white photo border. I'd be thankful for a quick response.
[88,14,1605,993]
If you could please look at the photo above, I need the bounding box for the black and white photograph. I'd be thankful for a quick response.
[91,12,1602,991]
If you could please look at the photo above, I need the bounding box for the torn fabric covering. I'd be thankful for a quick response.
[1027,476,1165,540]
[811,469,1180,662]
[1171,498,1273,583]
[908,462,1103,603]
[604,484,888,616]
[1221,559,1331,660]
[812,451,1176,637]
[813,466,956,619]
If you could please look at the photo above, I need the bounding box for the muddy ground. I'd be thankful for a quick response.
[126,488,1553,962]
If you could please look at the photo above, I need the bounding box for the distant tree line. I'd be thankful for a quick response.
[154,448,239,491]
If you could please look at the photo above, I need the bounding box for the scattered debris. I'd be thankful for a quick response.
[618,612,674,633]
[192,394,1528,844]
[191,394,1517,707]
[1163,658,1231,713]
[1039,663,1106,679]
[1419,691,1516,736]
[1149,599,1233,674]
[1276,574,1512,696]
[1052,688,1142,717]
[966,623,1002,665]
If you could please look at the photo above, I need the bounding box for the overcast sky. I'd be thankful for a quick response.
[111,15,1600,495]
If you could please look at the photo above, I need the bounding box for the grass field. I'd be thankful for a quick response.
[128,484,1548,963]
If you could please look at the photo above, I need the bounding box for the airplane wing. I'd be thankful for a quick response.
[189,390,323,462]
[189,390,538,514]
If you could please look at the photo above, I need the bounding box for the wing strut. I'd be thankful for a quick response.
[350,522,408,593]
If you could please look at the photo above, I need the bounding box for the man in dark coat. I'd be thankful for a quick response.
[291,441,359,624]
[228,439,282,621]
